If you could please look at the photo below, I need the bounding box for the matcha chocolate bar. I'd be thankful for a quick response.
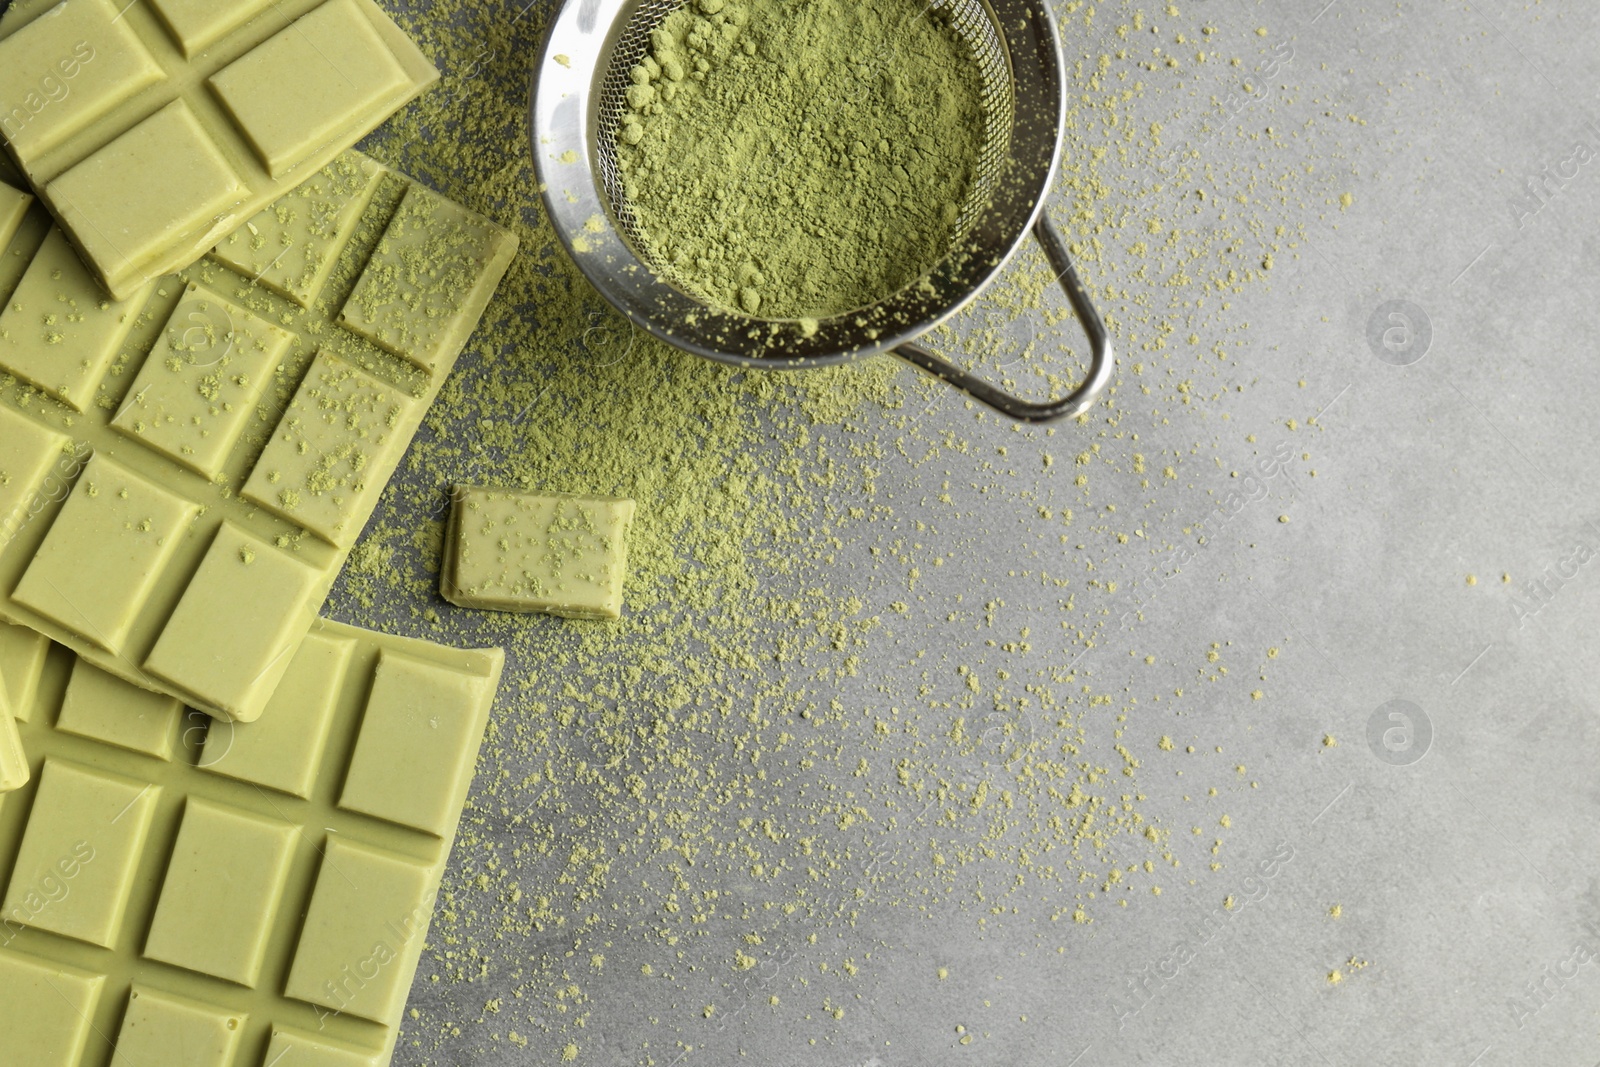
[0,617,503,1067]
[0,153,518,721]
[0,0,438,300]
[442,485,636,620]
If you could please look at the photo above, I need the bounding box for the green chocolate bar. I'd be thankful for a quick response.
[0,0,438,300]
[442,485,636,620]
[0,620,47,794]
[0,686,25,793]
[0,621,50,715]
[0,178,28,248]
[0,154,518,721]
[0,616,503,1067]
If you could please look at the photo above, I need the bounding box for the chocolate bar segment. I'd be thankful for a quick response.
[209,0,411,179]
[338,184,517,373]
[0,952,104,1066]
[0,227,152,412]
[148,0,278,56]
[0,0,164,161]
[142,799,297,987]
[55,659,183,759]
[11,454,201,653]
[108,987,245,1067]
[210,152,383,307]
[0,685,26,792]
[0,622,50,719]
[2,758,160,948]
[241,351,419,547]
[443,486,636,620]
[110,282,295,478]
[45,100,250,299]
[0,180,29,247]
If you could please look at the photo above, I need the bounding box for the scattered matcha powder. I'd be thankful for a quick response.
[616,0,984,319]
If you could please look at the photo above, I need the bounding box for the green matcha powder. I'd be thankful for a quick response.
[616,0,986,320]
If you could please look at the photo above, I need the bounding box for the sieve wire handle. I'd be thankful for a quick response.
[893,216,1114,423]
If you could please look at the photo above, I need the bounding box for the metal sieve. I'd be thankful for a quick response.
[529,0,1113,422]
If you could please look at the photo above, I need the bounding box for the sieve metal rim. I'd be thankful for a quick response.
[530,0,1115,422]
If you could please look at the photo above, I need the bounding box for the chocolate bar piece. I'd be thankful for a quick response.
[442,486,636,620]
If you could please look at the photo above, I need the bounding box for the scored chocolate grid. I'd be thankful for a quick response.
[0,619,501,1067]
[0,0,438,300]
[0,152,517,722]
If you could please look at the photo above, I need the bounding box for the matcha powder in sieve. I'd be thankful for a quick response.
[615,0,987,321]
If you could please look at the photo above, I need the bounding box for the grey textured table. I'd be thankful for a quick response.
[8,0,1599,1064]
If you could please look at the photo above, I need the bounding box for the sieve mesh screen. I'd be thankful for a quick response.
[593,0,1015,295]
